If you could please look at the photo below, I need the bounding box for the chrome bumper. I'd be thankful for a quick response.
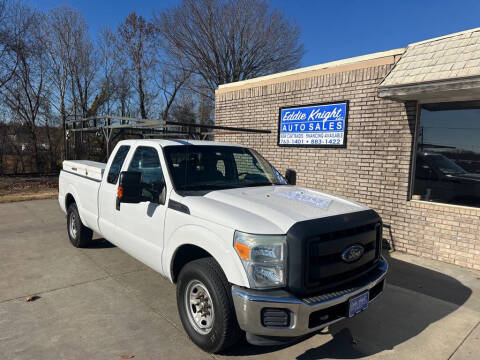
[232,257,388,338]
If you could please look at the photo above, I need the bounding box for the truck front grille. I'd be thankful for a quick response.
[285,209,382,297]
[305,222,381,290]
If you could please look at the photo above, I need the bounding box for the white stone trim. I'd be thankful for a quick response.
[217,48,405,90]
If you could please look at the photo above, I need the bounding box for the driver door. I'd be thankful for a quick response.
[114,145,168,273]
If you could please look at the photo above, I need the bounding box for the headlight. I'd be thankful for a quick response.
[233,231,287,289]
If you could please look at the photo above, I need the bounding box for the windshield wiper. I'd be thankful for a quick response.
[241,182,274,187]
[179,184,234,191]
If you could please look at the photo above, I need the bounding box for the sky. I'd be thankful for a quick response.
[27,0,480,68]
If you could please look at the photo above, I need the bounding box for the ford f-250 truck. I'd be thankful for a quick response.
[58,139,387,353]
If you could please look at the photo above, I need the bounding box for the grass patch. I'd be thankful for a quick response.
[0,175,58,203]
[0,190,58,203]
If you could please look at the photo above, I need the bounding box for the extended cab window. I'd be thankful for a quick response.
[128,146,165,200]
[107,145,130,184]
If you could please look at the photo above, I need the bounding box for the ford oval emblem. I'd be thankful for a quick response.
[341,244,364,263]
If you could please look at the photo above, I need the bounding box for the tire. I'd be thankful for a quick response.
[66,203,93,248]
[176,257,242,353]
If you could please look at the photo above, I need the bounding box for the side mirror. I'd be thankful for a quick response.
[285,169,297,185]
[116,171,142,210]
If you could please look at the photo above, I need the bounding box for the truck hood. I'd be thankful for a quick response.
[179,185,368,234]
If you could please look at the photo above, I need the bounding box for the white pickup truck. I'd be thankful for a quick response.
[58,139,387,353]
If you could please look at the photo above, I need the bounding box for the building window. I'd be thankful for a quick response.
[412,101,480,208]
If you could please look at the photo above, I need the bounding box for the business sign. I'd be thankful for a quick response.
[278,101,349,147]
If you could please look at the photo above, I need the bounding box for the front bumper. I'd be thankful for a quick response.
[232,257,388,339]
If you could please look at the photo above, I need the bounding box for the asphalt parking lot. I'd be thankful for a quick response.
[1,199,480,360]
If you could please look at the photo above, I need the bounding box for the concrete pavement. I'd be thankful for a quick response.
[0,199,479,359]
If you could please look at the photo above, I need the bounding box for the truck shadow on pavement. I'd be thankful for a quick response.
[223,251,472,358]
[86,236,116,248]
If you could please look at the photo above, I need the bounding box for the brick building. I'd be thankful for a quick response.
[214,28,480,270]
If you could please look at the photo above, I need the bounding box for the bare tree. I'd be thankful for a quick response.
[43,6,83,159]
[67,16,97,158]
[0,0,22,90]
[0,111,8,173]
[113,69,134,117]
[0,3,47,171]
[154,59,191,121]
[0,0,12,88]
[69,26,97,119]
[2,0,301,172]
[96,26,117,115]
[197,92,213,126]
[155,0,304,98]
[41,95,62,171]
[97,26,135,118]
[118,12,156,119]
[171,94,196,133]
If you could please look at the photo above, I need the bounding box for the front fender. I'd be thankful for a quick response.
[163,223,250,288]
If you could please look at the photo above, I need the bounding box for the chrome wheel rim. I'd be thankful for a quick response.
[184,279,215,335]
[69,212,77,239]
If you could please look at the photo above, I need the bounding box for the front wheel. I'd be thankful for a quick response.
[176,257,242,353]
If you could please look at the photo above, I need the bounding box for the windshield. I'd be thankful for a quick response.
[428,154,467,175]
[163,145,287,192]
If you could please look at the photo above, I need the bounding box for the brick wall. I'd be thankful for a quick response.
[214,62,480,270]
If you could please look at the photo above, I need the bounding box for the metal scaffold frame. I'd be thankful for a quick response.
[65,115,271,158]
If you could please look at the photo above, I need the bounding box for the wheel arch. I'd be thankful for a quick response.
[170,244,212,283]
[165,224,249,287]
[63,187,87,225]
[65,193,76,210]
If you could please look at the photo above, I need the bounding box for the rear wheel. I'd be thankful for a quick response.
[67,203,93,248]
[176,257,242,353]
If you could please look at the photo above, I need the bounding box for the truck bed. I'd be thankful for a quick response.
[63,160,106,181]
[59,161,104,234]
